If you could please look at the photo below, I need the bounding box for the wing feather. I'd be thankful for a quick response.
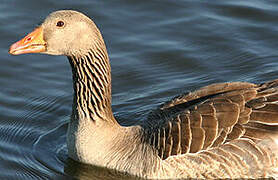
[145,80,278,160]
[179,114,191,154]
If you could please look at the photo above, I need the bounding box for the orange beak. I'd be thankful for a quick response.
[9,27,46,55]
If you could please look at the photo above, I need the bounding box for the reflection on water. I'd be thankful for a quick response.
[65,159,141,180]
[1,0,278,179]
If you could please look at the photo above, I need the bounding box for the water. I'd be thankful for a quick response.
[1,0,278,179]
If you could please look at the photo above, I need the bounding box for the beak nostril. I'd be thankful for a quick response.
[26,37,32,42]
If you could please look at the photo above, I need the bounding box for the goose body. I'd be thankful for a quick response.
[9,10,278,179]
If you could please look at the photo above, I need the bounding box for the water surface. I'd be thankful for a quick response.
[1,0,278,179]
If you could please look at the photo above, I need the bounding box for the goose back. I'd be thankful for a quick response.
[145,80,278,160]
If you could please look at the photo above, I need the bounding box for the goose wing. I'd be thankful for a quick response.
[145,80,278,160]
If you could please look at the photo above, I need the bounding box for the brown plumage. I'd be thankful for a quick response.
[147,80,278,160]
[9,10,278,179]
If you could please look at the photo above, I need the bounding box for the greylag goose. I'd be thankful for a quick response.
[9,10,278,179]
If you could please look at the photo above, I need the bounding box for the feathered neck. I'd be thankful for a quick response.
[67,46,117,124]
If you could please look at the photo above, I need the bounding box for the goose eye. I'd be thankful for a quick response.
[56,21,64,27]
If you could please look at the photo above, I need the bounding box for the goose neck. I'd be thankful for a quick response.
[68,49,116,124]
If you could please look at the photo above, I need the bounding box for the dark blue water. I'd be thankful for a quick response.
[1,0,278,179]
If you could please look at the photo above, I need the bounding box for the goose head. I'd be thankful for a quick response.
[9,10,103,57]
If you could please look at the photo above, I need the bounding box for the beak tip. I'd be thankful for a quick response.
[9,43,18,55]
[9,51,16,55]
